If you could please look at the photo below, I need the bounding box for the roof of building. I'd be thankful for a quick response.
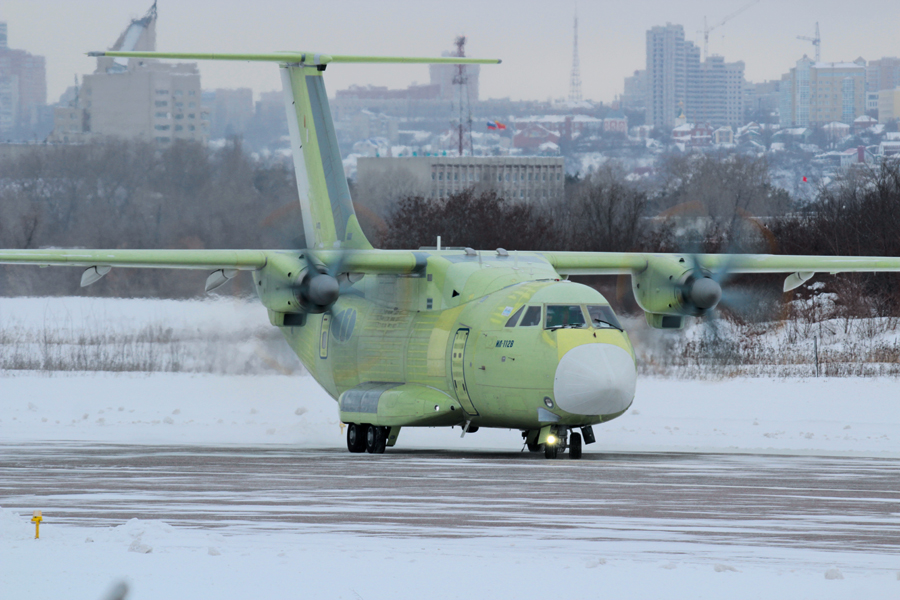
[813,62,865,70]
[515,115,603,124]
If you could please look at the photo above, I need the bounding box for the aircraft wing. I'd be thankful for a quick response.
[0,248,428,290]
[544,252,900,279]
[0,249,269,270]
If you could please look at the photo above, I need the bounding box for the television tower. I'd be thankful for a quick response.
[568,13,582,103]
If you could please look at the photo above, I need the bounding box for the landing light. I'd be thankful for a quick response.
[546,434,558,446]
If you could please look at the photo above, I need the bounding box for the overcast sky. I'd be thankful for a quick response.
[2,0,899,104]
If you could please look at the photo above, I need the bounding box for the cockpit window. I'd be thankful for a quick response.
[519,306,542,327]
[587,305,623,330]
[544,305,587,330]
[505,306,524,327]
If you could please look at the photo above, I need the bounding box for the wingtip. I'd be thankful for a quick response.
[497,59,503,64]
[87,51,105,57]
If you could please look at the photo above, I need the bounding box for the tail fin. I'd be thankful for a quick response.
[87,51,500,250]
[281,65,370,249]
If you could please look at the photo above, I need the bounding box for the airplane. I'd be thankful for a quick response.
[3,50,900,459]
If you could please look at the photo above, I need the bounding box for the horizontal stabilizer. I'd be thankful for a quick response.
[87,51,501,65]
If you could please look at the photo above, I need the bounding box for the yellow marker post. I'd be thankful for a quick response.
[31,510,42,539]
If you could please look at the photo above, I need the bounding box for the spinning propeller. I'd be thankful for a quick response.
[290,250,356,314]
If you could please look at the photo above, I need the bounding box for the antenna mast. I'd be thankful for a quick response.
[797,22,821,62]
[568,12,582,103]
[451,35,474,156]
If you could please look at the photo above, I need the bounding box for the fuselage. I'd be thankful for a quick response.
[273,250,637,431]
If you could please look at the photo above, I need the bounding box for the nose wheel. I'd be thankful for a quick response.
[534,427,585,460]
[569,432,582,459]
[543,442,559,459]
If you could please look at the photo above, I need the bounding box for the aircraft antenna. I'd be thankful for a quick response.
[451,35,474,156]
[568,11,582,103]
[797,22,821,62]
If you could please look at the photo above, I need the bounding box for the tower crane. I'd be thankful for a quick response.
[797,22,821,62]
[699,0,760,60]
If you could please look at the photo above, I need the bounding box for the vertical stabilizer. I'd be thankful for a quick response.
[281,66,372,250]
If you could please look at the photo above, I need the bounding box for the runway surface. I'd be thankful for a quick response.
[2,443,898,557]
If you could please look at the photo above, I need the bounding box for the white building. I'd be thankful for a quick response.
[357,156,565,202]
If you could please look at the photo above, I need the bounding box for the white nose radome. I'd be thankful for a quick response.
[553,344,637,416]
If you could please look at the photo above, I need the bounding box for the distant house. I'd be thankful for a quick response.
[603,110,628,134]
[672,122,713,148]
[772,127,812,143]
[513,115,603,140]
[852,115,878,133]
[633,124,653,139]
[513,123,561,150]
[839,146,874,167]
[823,121,851,139]
[881,141,900,157]
[712,126,734,145]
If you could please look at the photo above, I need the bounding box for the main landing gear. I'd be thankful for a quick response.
[346,423,390,454]
[523,426,591,460]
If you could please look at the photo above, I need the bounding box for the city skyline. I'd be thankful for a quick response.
[1,0,898,104]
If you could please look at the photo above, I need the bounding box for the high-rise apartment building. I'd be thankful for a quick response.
[621,69,646,109]
[646,23,744,129]
[0,21,48,134]
[51,4,208,145]
[646,24,688,129]
[780,57,866,127]
[878,88,900,124]
[866,57,900,92]
[688,56,745,128]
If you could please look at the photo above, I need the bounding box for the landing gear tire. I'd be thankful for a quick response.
[569,432,583,459]
[527,441,542,452]
[543,442,559,459]
[365,425,387,454]
[347,423,366,453]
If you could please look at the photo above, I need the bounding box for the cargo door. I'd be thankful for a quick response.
[451,329,479,415]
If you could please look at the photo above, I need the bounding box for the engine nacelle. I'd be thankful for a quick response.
[632,255,722,329]
[254,252,344,324]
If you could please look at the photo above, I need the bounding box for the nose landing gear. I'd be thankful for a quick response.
[524,426,587,460]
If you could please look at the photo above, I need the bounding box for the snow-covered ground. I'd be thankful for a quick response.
[3,506,897,600]
[0,296,301,374]
[3,372,900,599]
[2,373,899,457]
[2,297,899,599]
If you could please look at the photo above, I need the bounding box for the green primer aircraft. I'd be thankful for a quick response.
[3,51,900,459]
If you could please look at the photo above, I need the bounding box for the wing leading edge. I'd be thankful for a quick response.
[545,252,900,276]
